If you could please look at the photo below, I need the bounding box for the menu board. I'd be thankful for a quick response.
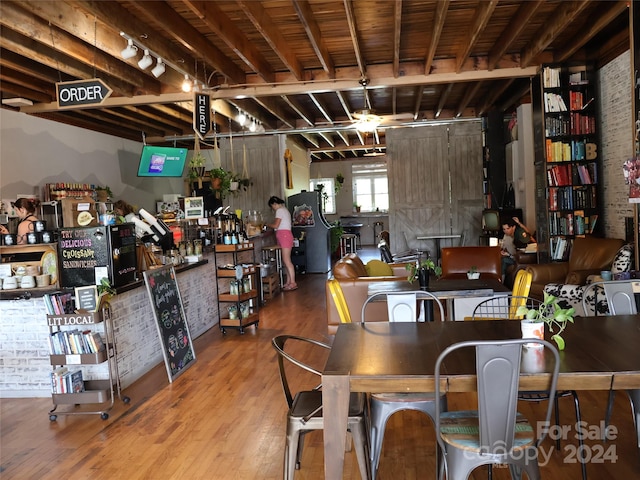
[58,227,110,287]
[143,266,196,382]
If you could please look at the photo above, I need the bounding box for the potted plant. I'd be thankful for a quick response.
[188,153,206,179]
[94,186,112,202]
[209,167,231,198]
[516,292,575,350]
[467,266,480,279]
[406,257,442,288]
[353,202,361,213]
[238,177,252,191]
[330,221,344,260]
[335,173,345,193]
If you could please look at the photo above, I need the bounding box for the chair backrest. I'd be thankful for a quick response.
[511,269,532,298]
[434,339,560,453]
[379,243,394,263]
[603,281,638,315]
[272,335,330,408]
[328,278,352,323]
[472,295,541,320]
[362,290,445,323]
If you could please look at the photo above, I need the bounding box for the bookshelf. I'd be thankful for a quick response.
[533,64,601,262]
[214,243,260,334]
[47,308,129,421]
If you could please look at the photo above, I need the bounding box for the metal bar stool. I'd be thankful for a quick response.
[373,221,384,243]
[262,245,284,287]
[340,234,357,257]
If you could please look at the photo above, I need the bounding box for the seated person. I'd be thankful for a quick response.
[501,216,535,281]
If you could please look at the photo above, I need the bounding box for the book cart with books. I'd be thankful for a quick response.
[214,243,260,334]
[532,64,601,263]
[46,306,129,421]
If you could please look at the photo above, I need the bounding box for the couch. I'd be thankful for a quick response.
[543,243,633,316]
[440,246,502,281]
[326,253,411,334]
[525,236,626,300]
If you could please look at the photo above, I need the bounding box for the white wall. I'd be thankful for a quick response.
[1,109,186,212]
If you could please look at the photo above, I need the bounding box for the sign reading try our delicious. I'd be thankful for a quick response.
[56,78,113,109]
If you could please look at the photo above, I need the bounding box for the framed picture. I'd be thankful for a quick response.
[74,285,98,312]
[183,196,204,219]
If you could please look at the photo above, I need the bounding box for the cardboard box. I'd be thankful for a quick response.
[61,197,98,227]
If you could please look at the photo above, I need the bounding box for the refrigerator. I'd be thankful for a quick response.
[58,224,138,288]
[287,190,332,273]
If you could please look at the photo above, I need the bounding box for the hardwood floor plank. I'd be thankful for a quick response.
[1,251,640,478]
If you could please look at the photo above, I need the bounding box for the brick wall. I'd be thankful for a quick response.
[598,50,633,240]
[0,255,219,398]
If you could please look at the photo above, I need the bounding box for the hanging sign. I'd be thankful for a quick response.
[56,79,113,109]
[194,93,211,138]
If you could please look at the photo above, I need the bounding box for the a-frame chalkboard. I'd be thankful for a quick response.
[143,266,196,382]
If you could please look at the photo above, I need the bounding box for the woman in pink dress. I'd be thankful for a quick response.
[267,196,297,291]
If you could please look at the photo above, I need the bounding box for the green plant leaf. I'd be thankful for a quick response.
[551,334,565,350]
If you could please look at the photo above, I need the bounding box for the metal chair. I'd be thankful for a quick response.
[600,281,640,450]
[328,278,352,323]
[362,291,446,479]
[471,295,588,480]
[271,335,370,480]
[434,338,560,480]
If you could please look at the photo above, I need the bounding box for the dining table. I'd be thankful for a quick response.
[367,277,510,321]
[321,315,640,479]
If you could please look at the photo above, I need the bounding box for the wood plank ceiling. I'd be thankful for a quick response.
[0,1,631,161]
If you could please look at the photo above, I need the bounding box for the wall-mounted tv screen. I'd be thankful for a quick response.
[137,145,188,177]
[482,209,501,232]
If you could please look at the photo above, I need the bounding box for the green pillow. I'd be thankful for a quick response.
[365,259,394,277]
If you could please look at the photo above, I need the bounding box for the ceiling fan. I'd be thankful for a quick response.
[352,78,383,133]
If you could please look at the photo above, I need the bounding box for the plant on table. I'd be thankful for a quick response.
[516,292,575,350]
[406,257,442,283]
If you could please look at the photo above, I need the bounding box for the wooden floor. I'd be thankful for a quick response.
[1,248,639,479]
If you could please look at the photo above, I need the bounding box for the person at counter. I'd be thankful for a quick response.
[0,198,40,244]
[267,196,297,291]
[113,200,137,223]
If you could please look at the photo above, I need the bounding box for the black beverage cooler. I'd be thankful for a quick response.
[58,224,137,288]
[288,190,332,273]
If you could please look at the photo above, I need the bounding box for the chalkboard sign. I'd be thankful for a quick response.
[143,266,196,382]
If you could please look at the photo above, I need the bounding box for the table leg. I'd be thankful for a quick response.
[629,389,640,448]
[322,374,350,479]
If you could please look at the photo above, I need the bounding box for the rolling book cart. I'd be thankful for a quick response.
[47,307,129,421]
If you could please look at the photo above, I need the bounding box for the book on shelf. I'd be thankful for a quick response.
[70,370,84,393]
[543,66,561,88]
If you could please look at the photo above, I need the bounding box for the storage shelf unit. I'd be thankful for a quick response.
[214,243,260,334]
[47,308,129,421]
[533,63,601,263]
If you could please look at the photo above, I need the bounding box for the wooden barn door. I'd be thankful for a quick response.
[386,123,483,258]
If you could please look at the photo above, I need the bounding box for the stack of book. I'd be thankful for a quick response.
[49,329,105,355]
[43,292,75,315]
[51,367,84,394]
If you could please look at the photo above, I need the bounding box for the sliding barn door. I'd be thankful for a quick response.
[386,123,483,256]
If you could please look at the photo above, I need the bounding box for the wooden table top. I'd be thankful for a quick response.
[368,277,509,299]
[324,316,640,392]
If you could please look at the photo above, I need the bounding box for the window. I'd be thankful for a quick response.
[352,162,388,212]
[309,178,336,214]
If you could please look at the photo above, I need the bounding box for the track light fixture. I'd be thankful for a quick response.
[249,119,257,132]
[237,111,247,126]
[138,49,153,70]
[181,74,193,93]
[151,58,166,78]
[120,38,138,59]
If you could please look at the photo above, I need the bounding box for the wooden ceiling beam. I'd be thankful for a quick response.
[477,78,515,116]
[280,95,314,127]
[182,0,275,83]
[300,133,320,148]
[434,83,453,119]
[554,0,628,63]
[292,0,335,78]
[455,0,498,73]
[343,0,366,78]
[412,86,423,121]
[487,1,544,70]
[392,0,403,78]
[237,0,304,81]
[425,0,449,75]
[250,96,295,129]
[308,93,333,124]
[13,0,158,92]
[0,79,51,103]
[520,0,591,67]
[456,81,482,118]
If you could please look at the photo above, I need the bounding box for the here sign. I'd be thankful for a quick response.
[56,79,113,109]
[194,93,211,138]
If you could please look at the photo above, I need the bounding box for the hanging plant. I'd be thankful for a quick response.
[335,173,345,194]
[209,167,231,198]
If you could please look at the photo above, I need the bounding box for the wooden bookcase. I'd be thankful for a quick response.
[533,63,601,263]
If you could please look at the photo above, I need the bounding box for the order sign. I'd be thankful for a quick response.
[56,79,113,109]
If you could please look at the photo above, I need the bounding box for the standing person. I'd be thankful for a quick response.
[113,200,136,223]
[267,196,297,291]
[0,198,40,244]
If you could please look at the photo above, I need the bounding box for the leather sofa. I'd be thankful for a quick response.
[326,253,411,334]
[525,236,626,299]
[440,246,502,281]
